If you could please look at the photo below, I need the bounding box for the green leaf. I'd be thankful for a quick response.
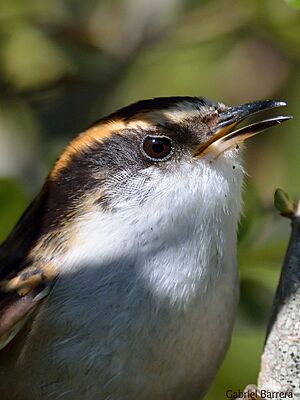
[274,188,296,217]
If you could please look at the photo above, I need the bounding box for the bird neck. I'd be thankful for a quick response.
[60,159,243,305]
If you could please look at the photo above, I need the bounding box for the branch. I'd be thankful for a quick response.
[242,189,300,399]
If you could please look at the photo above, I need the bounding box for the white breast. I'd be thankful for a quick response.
[21,155,244,399]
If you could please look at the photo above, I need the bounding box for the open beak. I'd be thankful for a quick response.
[194,100,292,159]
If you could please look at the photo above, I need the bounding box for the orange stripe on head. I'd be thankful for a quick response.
[50,118,152,180]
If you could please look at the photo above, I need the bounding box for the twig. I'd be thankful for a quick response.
[240,190,300,399]
[258,200,300,396]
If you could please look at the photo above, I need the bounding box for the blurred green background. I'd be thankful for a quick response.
[0,0,299,397]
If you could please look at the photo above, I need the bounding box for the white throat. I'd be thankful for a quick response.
[62,153,244,306]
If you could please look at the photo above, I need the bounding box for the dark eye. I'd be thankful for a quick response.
[142,136,173,161]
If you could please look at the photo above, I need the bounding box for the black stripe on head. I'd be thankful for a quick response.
[92,96,218,126]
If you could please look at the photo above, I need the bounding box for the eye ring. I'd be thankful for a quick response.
[141,136,174,162]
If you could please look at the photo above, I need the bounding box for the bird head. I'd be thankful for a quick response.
[48,96,290,216]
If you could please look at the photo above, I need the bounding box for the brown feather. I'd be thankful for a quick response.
[0,284,50,350]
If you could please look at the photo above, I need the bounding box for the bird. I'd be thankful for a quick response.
[0,96,291,400]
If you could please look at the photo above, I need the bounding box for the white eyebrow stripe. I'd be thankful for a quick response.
[162,101,219,124]
[163,109,201,123]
